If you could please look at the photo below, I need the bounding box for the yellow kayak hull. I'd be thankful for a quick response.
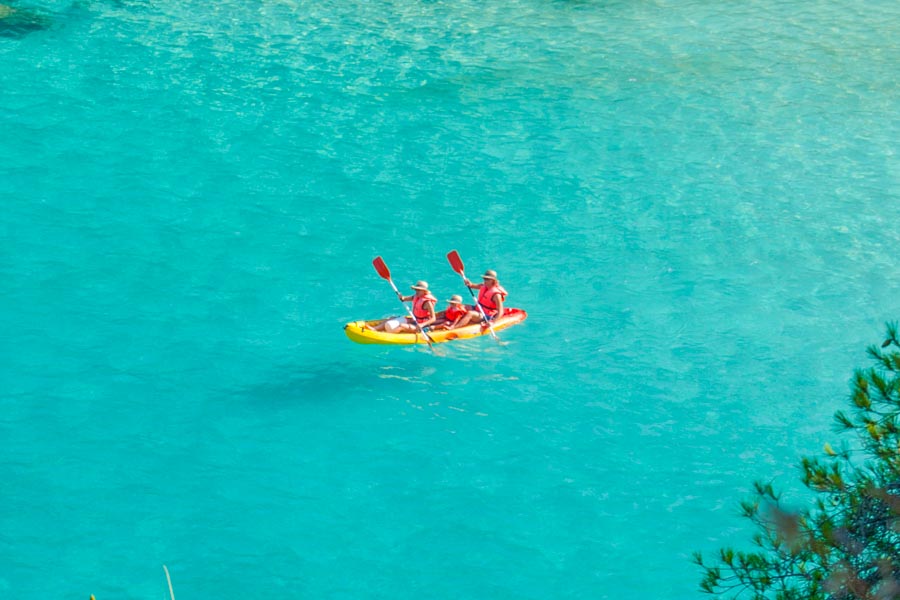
[344,308,527,345]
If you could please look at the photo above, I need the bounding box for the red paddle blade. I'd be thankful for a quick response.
[372,256,391,280]
[447,250,465,275]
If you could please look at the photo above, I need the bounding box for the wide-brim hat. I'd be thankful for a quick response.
[446,294,463,304]
[481,269,498,280]
[410,280,429,291]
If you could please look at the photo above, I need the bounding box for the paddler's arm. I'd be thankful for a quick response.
[419,301,437,329]
[492,293,504,319]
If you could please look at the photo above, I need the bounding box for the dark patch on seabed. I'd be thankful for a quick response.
[0,2,51,38]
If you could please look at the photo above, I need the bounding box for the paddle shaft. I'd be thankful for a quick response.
[461,272,500,341]
[373,256,435,349]
[447,250,499,341]
[391,279,436,347]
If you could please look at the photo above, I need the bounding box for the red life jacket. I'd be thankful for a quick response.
[477,284,507,317]
[412,293,437,322]
[445,304,466,321]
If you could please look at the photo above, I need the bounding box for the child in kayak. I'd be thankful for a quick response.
[436,295,467,330]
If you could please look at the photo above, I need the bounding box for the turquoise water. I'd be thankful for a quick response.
[2,0,899,597]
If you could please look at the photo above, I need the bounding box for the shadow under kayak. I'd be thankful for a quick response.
[344,308,527,345]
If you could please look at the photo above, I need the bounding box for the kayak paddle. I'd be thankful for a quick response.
[372,256,435,350]
[446,249,499,341]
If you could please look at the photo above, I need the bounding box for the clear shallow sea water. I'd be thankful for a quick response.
[2,0,899,597]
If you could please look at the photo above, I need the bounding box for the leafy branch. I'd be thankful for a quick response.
[697,325,900,600]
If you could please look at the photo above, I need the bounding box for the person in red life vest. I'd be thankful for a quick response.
[368,280,438,333]
[436,294,467,330]
[455,269,507,328]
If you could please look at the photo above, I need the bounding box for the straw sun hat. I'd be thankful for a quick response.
[447,294,463,304]
[481,269,498,280]
[410,280,429,291]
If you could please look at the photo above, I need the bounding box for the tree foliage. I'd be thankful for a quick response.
[695,324,900,600]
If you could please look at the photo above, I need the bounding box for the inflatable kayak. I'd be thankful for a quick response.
[344,308,527,345]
